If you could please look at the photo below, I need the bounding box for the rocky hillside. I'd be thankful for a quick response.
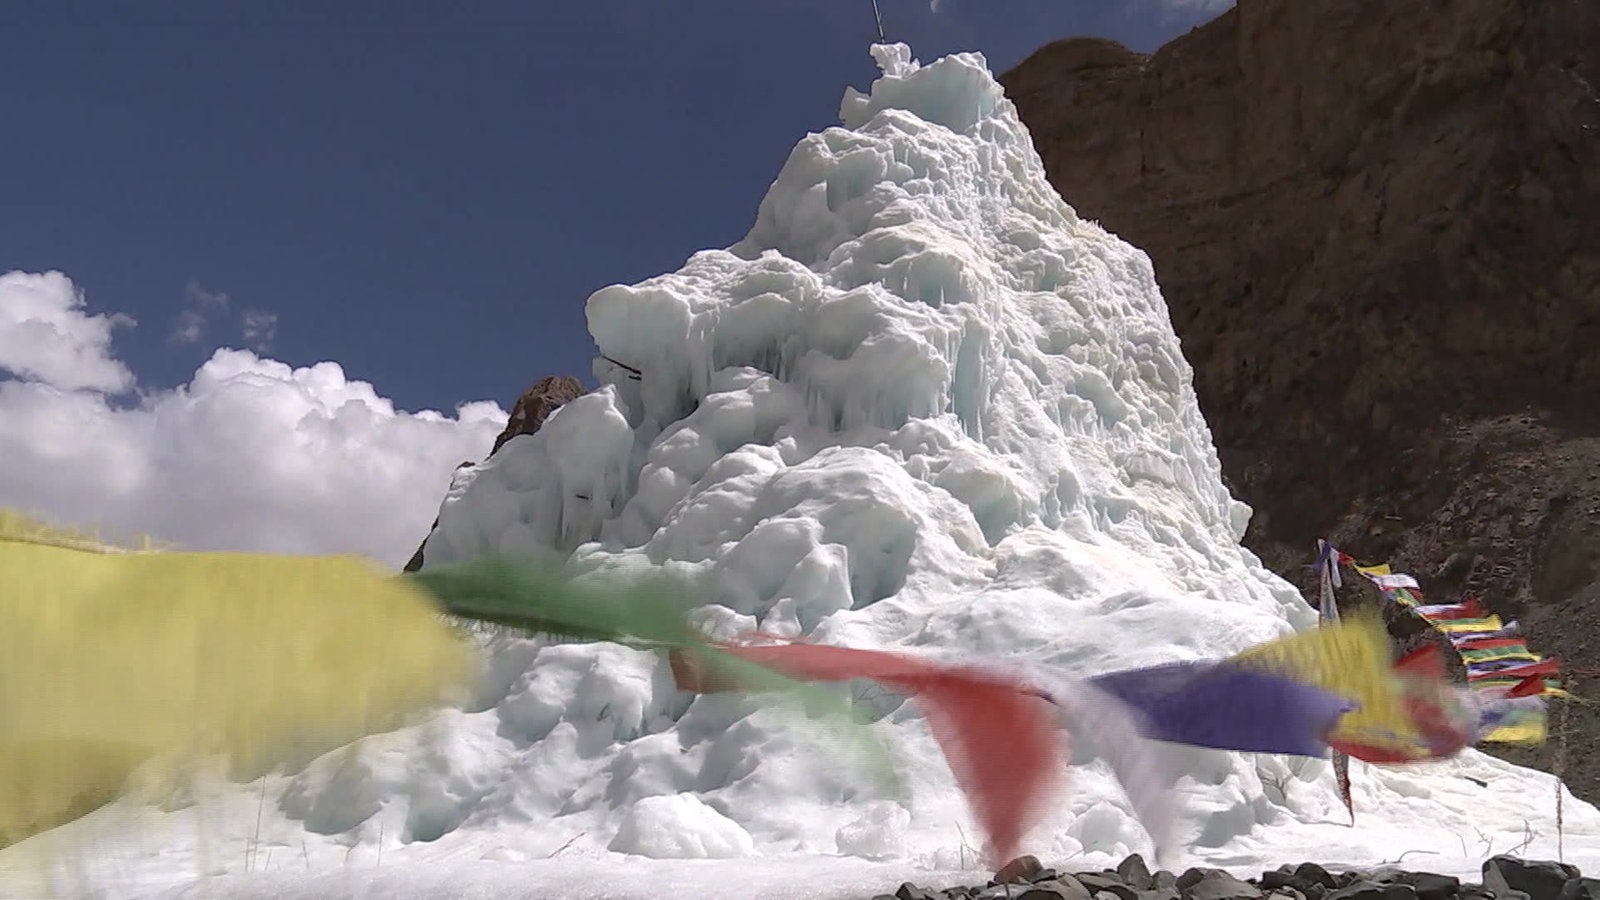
[1000,0,1600,796]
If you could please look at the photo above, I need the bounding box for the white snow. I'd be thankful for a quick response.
[6,42,1599,900]
[608,793,755,859]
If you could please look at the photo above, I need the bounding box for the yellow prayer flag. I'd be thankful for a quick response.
[1483,718,1548,744]
[1435,615,1505,635]
[0,514,475,847]
[1229,616,1423,754]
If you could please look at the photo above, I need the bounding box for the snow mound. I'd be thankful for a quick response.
[9,42,1600,900]
[609,793,755,859]
[835,801,913,861]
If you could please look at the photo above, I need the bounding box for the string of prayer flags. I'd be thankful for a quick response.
[417,554,1485,865]
[1321,542,1562,743]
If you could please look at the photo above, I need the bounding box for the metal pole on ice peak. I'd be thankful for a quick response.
[1316,539,1356,823]
[870,0,886,42]
[1557,671,1573,863]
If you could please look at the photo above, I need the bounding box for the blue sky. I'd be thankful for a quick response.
[4,0,1222,416]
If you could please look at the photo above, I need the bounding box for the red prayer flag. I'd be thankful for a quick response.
[672,641,1064,865]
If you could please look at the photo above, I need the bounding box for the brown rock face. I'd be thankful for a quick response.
[490,375,585,456]
[1001,0,1600,792]
[403,376,586,573]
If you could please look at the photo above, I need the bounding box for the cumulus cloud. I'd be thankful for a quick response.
[0,270,509,568]
[0,271,136,393]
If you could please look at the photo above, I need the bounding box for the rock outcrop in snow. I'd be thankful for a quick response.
[404,375,585,573]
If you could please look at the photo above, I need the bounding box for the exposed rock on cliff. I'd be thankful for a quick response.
[1001,0,1600,793]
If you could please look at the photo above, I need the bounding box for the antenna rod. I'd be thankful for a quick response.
[870,0,886,42]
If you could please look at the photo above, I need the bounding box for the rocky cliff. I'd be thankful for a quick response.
[1000,0,1600,796]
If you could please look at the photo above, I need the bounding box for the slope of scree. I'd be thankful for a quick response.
[12,44,1600,900]
[999,0,1600,798]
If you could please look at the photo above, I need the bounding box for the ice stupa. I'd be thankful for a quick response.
[7,42,1598,900]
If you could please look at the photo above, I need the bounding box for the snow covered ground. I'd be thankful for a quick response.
[5,42,1598,900]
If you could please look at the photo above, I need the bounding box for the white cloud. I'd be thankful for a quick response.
[169,279,280,354]
[170,309,206,345]
[0,271,137,393]
[0,270,510,568]
[186,279,231,312]
[241,309,279,352]
[169,279,232,346]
